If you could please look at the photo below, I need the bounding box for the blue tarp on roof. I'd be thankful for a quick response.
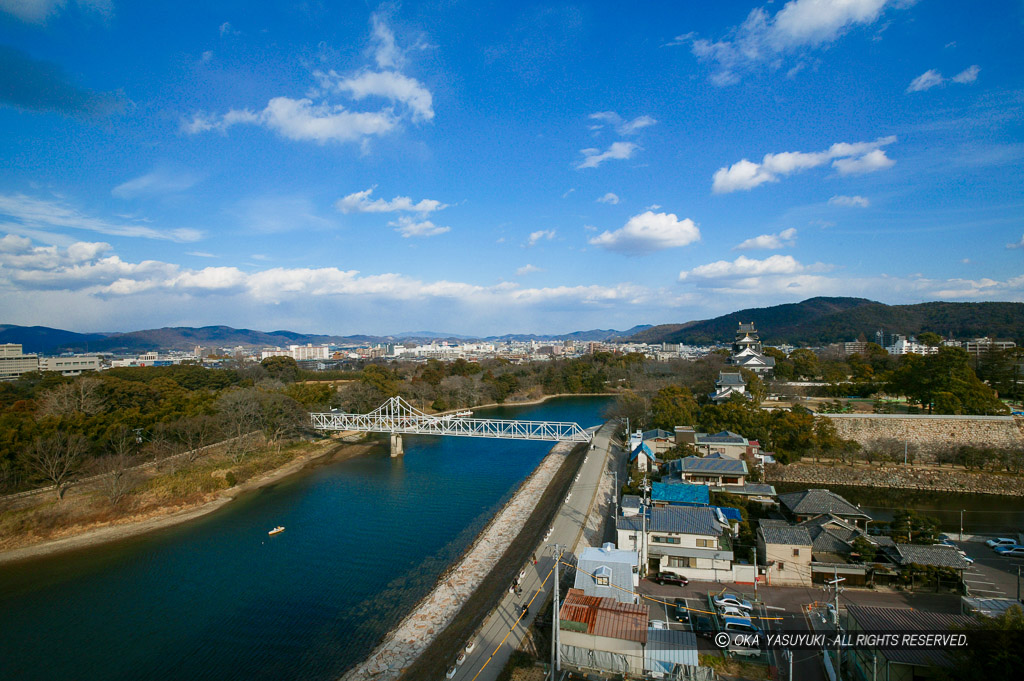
[714,506,743,522]
[651,482,709,506]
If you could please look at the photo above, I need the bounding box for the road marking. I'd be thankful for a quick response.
[967,588,1006,595]
[964,579,997,585]
[764,605,786,611]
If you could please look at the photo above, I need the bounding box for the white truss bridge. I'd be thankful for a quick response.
[310,396,593,444]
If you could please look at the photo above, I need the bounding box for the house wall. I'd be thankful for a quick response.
[757,537,812,586]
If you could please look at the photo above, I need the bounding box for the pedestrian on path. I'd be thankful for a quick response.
[532,553,537,565]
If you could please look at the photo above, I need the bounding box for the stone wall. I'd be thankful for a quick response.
[766,461,1024,496]
[821,414,1024,460]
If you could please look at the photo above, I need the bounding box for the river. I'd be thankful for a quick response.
[0,396,611,681]
[773,482,1024,534]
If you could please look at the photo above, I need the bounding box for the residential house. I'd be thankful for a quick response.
[575,544,640,604]
[640,429,676,456]
[558,589,649,676]
[620,494,642,517]
[675,429,758,460]
[616,505,733,581]
[629,442,656,473]
[842,606,974,681]
[777,488,872,529]
[650,482,709,507]
[757,520,813,586]
[669,456,748,487]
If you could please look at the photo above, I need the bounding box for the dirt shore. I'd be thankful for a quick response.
[0,438,380,566]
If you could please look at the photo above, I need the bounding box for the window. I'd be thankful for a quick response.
[792,548,801,557]
[667,556,695,568]
[696,538,715,548]
[778,561,785,571]
[652,536,680,544]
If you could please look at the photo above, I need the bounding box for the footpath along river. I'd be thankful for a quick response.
[0,396,611,681]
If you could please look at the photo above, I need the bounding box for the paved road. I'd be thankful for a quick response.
[954,537,1024,600]
[452,421,620,681]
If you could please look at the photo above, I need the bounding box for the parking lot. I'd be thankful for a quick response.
[954,537,1024,599]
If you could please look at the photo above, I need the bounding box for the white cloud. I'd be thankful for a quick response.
[828,194,870,207]
[187,15,433,146]
[516,264,542,275]
[680,254,816,280]
[219,21,239,37]
[684,0,900,85]
[388,215,450,238]
[596,193,620,205]
[527,230,556,246]
[588,112,657,135]
[0,193,202,242]
[336,187,446,214]
[577,142,638,170]
[907,69,944,93]
[0,0,110,23]
[734,227,797,250]
[712,135,896,192]
[907,65,981,92]
[562,188,576,198]
[832,148,895,175]
[112,170,199,199]
[952,65,980,84]
[588,211,700,255]
[1007,235,1024,250]
[187,251,218,258]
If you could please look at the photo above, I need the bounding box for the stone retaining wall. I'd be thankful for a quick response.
[340,441,576,681]
[766,461,1024,496]
[820,414,1024,461]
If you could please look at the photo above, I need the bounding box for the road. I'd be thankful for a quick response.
[451,421,620,681]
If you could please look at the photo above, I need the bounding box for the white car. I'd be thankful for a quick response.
[713,594,753,612]
[986,537,1016,548]
[718,605,751,620]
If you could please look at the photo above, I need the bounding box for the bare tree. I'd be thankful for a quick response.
[36,377,107,417]
[22,432,88,499]
[173,415,221,462]
[217,388,262,462]
[96,452,137,507]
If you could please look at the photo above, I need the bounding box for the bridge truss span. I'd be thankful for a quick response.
[310,396,593,443]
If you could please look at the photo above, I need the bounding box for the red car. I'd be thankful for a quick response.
[650,571,689,586]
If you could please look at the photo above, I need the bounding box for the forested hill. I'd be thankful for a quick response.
[629,298,1024,346]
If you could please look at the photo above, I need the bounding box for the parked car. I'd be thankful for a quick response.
[713,593,753,612]
[650,571,689,586]
[722,616,762,636]
[672,598,690,623]
[995,546,1024,557]
[691,613,715,638]
[960,554,975,564]
[986,537,1017,548]
[718,605,751,620]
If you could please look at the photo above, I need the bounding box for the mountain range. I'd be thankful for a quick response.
[2,298,1021,354]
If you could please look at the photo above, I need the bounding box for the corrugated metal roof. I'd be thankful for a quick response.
[680,456,747,474]
[845,605,974,668]
[559,589,648,644]
[646,630,699,670]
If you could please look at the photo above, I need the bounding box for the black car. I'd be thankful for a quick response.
[672,598,690,623]
[691,613,715,638]
[650,571,689,586]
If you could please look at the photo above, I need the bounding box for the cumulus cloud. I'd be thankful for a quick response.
[0,193,202,242]
[588,211,700,255]
[526,230,556,246]
[828,194,870,207]
[907,65,981,92]
[588,112,657,135]
[596,193,620,205]
[577,142,638,170]
[516,264,542,275]
[712,135,896,192]
[336,187,446,214]
[112,170,199,199]
[734,227,797,250]
[680,0,901,85]
[186,14,433,145]
[388,215,450,238]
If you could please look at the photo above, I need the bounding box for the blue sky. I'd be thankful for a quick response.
[0,0,1022,336]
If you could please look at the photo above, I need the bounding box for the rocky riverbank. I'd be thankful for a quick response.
[766,461,1024,496]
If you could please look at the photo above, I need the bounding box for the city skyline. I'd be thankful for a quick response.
[1,1,1022,335]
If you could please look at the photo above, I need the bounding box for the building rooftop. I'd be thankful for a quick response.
[758,519,812,546]
[694,430,748,445]
[646,630,699,672]
[642,428,675,440]
[845,605,974,668]
[678,456,748,475]
[576,546,638,604]
[629,442,656,463]
[651,482,710,506]
[891,543,973,570]
[716,371,746,386]
[559,588,648,644]
[777,488,871,520]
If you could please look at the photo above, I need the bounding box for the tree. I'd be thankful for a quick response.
[36,377,107,417]
[261,356,299,383]
[172,415,221,462]
[850,535,877,563]
[890,509,940,544]
[216,388,263,461]
[96,451,137,507]
[739,369,767,405]
[917,331,943,347]
[940,605,1024,681]
[788,349,820,380]
[22,432,87,499]
[649,385,697,431]
[603,391,649,435]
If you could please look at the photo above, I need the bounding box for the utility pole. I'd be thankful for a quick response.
[960,509,965,542]
[551,543,563,673]
[824,567,845,680]
[904,441,908,466]
[640,476,650,576]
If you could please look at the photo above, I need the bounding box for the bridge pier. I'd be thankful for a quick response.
[390,433,403,457]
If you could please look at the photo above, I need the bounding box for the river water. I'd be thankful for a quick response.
[0,396,611,681]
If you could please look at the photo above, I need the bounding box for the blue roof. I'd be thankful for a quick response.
[714,506,743,522]
[642,428,674,440]
[629,442,656,462]
[652,482,709,506]
[680,456,748,475]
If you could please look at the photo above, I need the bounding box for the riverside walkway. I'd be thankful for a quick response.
[451,420,620,681]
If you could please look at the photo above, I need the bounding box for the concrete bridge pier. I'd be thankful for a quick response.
[390,433,403,457]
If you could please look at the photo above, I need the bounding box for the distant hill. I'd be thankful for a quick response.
[489,325,652,343]
[629,298,1024,346]
[0,325,109,354]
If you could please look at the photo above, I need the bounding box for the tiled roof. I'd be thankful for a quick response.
[758,519,812,546]
[642,428,674,440]
[893,544,973,570]
[621,494,641,510]
[716,371,746,385]
[648,505,725,536]
[695,430,747,445]
[559,588,648,644]
[845,605,973,668]
[777,488,871,519]
[680,456,747,475]
[651,482,710,506]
